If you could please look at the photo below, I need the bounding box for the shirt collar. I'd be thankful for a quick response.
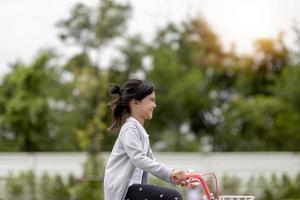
[127,116,149,137]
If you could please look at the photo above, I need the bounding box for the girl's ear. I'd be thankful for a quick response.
[133,99,139,105]
[129,99,139,108]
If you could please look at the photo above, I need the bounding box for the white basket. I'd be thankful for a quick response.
[219,195,255,200]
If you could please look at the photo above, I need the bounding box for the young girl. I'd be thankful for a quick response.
[104,79,187,200]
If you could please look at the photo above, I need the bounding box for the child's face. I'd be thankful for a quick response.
[136,91,156,120]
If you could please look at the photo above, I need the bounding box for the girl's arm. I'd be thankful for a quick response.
[122,127,174,183]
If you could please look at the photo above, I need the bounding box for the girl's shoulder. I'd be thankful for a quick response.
[119,117,149,140]
[119,119,139,135]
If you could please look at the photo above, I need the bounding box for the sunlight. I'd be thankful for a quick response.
[202,0,290,54]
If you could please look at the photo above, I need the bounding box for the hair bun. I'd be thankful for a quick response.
[110,84,122,96]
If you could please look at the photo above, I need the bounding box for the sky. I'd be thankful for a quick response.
[1,0,300,78]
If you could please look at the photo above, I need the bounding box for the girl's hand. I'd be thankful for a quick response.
[171,169,188,186]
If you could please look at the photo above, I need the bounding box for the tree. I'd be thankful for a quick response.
[143,21,221,150]
[272,65,300,113]
[253,33,289,74]
[215,96,300,151]
[57,0,132,152]
[0,52,59,151]
[57,0,131,63]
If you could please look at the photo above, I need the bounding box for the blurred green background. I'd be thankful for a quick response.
[0,0,300,199]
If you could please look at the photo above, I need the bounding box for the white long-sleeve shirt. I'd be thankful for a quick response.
[104,117,173,200]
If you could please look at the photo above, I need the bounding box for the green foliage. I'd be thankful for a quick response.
[272,65,300,112]
[2,155,104,200]
[220,174,242,195]
[56,0,130,153]
[257,173,300,200]
[253,33,288,74]
[0,52,54,151]
[0,51,81,151]
[219,173,300,200]
[5,171,36,200]
[1,0,300,152]
[146,22,215,147]
[74,155,103,200]
[2,170,300,200]
[57,0,131,50]
[215,96,300,151]
[96,0,132,44]
[6,175,23,200]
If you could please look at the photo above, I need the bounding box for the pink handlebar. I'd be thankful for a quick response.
[173,172,220,200]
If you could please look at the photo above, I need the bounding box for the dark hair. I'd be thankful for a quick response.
[108,79,155,130]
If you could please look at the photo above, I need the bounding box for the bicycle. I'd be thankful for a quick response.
[174,172,255,200]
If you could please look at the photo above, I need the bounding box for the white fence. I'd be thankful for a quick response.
[0,152,299,180]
